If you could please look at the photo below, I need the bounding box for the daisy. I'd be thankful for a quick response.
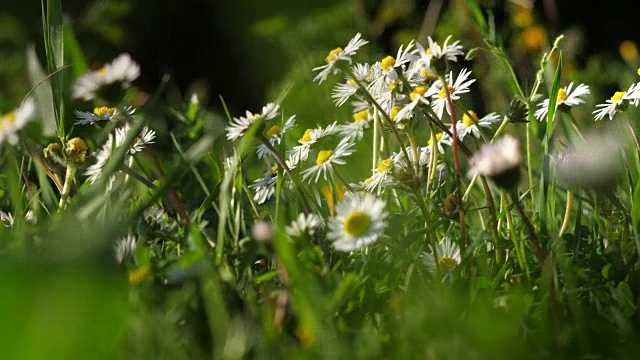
[454,110,500,140]
[84,132,117,184]
[74,106,136,125]
[287,122,341,166]
[327,192,388,251]
[468,135,521,189]
[416,35,464,70]
[115,234,138,264]
[392,146,431,170]
[226,103,280,141]
[332,78,359,107]
[365,157,396,192]
[338,109,371,141]
[428,132,452,154]
[534,82,590,121]
[115,124,156,154]
[0,98,35,146]
[249,165,278,204]
[256,115,296,159]
[301,137,356,183]
[430,68,475,118]
[286,213,323,238]
[313,33,369,83]
[593,83,640,120]
[393,85,437,121]
[421,237,461,273]
[72,53,140,101]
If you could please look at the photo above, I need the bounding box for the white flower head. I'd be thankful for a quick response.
[115,234,138,264]
[313,33,369,83]
[286,213,323,238]
[249,165,279,204]
[338,109,371,141]
[427,132,453,154]
[0,98,35,146]
[327,192,388,251]
[301,137,356,183]
[257,115,296,159]
[593,83,640,121]
[468,135,522,189]
[72,53,140,101]
[430,68,475,118]
[226,103,281,141]
[365,157,396,193]
[416,35,464,70]
[422,237,461,273]
[455,110,500,140]
[393,85,437,121]
[534,83,590,121]
[287,122,341,167]
[74,106,136,126]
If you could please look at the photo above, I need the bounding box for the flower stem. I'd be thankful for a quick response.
[510,189,547,263]
[59,165,76,208]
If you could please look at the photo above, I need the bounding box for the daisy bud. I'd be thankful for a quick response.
[43,143,65,167]
[251,220,273,243]
[64,137,88,166]
[505,97,529,123]
[468,135,522,190]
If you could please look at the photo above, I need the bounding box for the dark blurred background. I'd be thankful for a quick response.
[1,0,639,114]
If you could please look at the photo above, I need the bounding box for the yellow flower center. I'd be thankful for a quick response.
[462,110,479,128]
[316,150,333,165]
[388,79,400,90]
[438,85,454,99]
[321,184,344,215]
[301,129,314,143]
[611,91,626,102]
[271,165,278,172]
[98,67,107,76]
[343,211,371,237]
[2,111,16,124]
[325,47,343,63]
[94,106,115,117]
[556,88,568,104]
[620,40,639,62]
[377,158,393,172]
[266,125,280,138]
[353,110,369,123]
[389,106,401,120]
[521,26,547,50]
[128,268,148,285]
[428,133,443,146]
[438,256,457,272]
[426,48,432,55]
[410,86,427,101]
[381,56,396,72]
[348,79,356,85]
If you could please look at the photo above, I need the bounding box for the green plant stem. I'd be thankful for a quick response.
[510,189,547,263]
[58,165,76,208]
[406,130,421,178]
[440,74,468,254]
[558,190,573,240]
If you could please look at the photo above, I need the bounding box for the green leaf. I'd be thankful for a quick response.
[26,45,57,137]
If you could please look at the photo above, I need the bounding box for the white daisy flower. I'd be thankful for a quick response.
[430,68,475,118]
[416,35,464,70]
[393,85,438,121]
[365,157,396,192]
[249,165,278,204]
[72,53,140,101]
[421,237,461,273]
[332,78,359,107]
[287,122,341,166]
[593,83,640,121]
[301,137,356,183]
[117,124,156,154]
[327,192,388,252]
[115,234,138,264]
[392,146,432,170]
[468,135,522,189]
[85,133,117,184]
[256,115,296,159]
[226,103,281,141]
[534,82,590,121]
[455,110,500,140]
[0,98,35,146]
[313,33,369,83]
[74,106,136,125]
[427,132,453,154]
[286,213,323,238]
[338,109,371,141]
